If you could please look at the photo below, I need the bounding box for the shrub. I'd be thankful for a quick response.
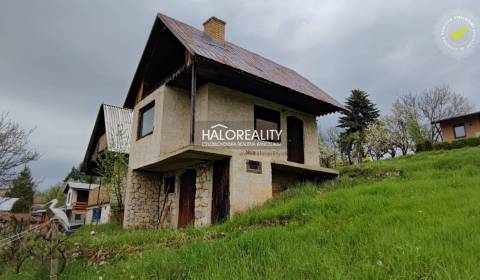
[416,140,433,152]
[427,136,480,152]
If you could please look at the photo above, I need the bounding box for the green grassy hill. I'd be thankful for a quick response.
[5,147,480,279]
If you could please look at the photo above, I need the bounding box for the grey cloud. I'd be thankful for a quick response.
[0,0,479,190]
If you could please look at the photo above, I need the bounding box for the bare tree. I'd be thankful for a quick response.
[318,126,343,168]
[417,85,473,141]
[0,113,39,186]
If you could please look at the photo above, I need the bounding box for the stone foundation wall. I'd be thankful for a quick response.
[124,170,165,228]
[123,164,213,229]
[195,163,213,226]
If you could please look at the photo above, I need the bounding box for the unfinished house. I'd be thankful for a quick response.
[122,14,345,229]
[433,111,480,142]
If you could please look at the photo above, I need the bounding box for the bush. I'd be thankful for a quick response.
[425,136,480,152]
[416,140,433,152]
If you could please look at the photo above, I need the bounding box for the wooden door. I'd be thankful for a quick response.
[178,169,196,228]
[287,116,304,164]
[212,159,230,224]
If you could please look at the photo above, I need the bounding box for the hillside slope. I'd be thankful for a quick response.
[6,147,480,279]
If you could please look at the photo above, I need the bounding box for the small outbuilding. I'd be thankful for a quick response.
[433,111,480,142]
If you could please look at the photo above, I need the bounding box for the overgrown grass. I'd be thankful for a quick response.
[3,147,480,279]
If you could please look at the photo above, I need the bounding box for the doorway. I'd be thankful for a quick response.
[212,159,230,224]
[287,116,304,164]
[178,169,196,228]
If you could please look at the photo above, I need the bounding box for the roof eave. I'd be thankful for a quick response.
[81,104,105,173]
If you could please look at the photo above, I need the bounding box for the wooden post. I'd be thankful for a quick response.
[190,61,196,144]
[50,221,58,280]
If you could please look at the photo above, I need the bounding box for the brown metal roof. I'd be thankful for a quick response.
[432,111,480,124]
[157,14,344,110]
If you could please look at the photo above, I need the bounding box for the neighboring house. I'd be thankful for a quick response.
[80,103,133,224]
[0,197,30,221]
[64,182,100,225]
[433,111,480,142]
[82,103,133,172]
[85,186,111,225]
[120,14,344,229]
[0,197,18,213]
[32,194,46,208]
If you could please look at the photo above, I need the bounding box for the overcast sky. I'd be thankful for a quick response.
[1,0,479,191]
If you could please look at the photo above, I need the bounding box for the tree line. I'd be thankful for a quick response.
[320,85,473,167]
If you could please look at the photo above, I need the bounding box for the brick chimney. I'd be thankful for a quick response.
[203,16,226,42]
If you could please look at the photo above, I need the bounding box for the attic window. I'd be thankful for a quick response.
[164,176,175,194]
[246,160,262,174]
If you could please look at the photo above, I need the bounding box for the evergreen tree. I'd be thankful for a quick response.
[338,89,380,133]
[338,89,380,163]
[6,166,36,213]
[64,165,83,182]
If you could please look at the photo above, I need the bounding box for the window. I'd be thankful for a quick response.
[254,106,281,142]
[74,214,82,221]
[453,124,466,139]
[67,191,72,205]
[246,160,262,174]
[76,190,89,203]
[138,102,155,138]
[164,176,175,194]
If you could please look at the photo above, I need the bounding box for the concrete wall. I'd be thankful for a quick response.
[85,204,110,225]
[440,115,480,142]
[125,83,322,228]
[198,84,320,213]
[129,86,191,170]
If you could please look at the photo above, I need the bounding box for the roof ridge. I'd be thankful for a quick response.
[103,103,133,112]
[158,13,301,78]
[157,13,343,109]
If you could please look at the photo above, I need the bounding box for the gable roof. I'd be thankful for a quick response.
[158,14,343,109]
[103,104,133,153]
[63,182,99,194]
[432,111,480,124]
[0,197,19,212]
[82,104,133,172]
[124,13,344,114]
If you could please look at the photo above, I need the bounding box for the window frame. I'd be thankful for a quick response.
[254,106,281,143]
[137,101,155,139]
[67,190,72,205]
[163,176,176,194]
[453,123,466,139]
[246,160,262,174]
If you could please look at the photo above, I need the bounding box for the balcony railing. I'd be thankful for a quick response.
[73,202,87,212]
